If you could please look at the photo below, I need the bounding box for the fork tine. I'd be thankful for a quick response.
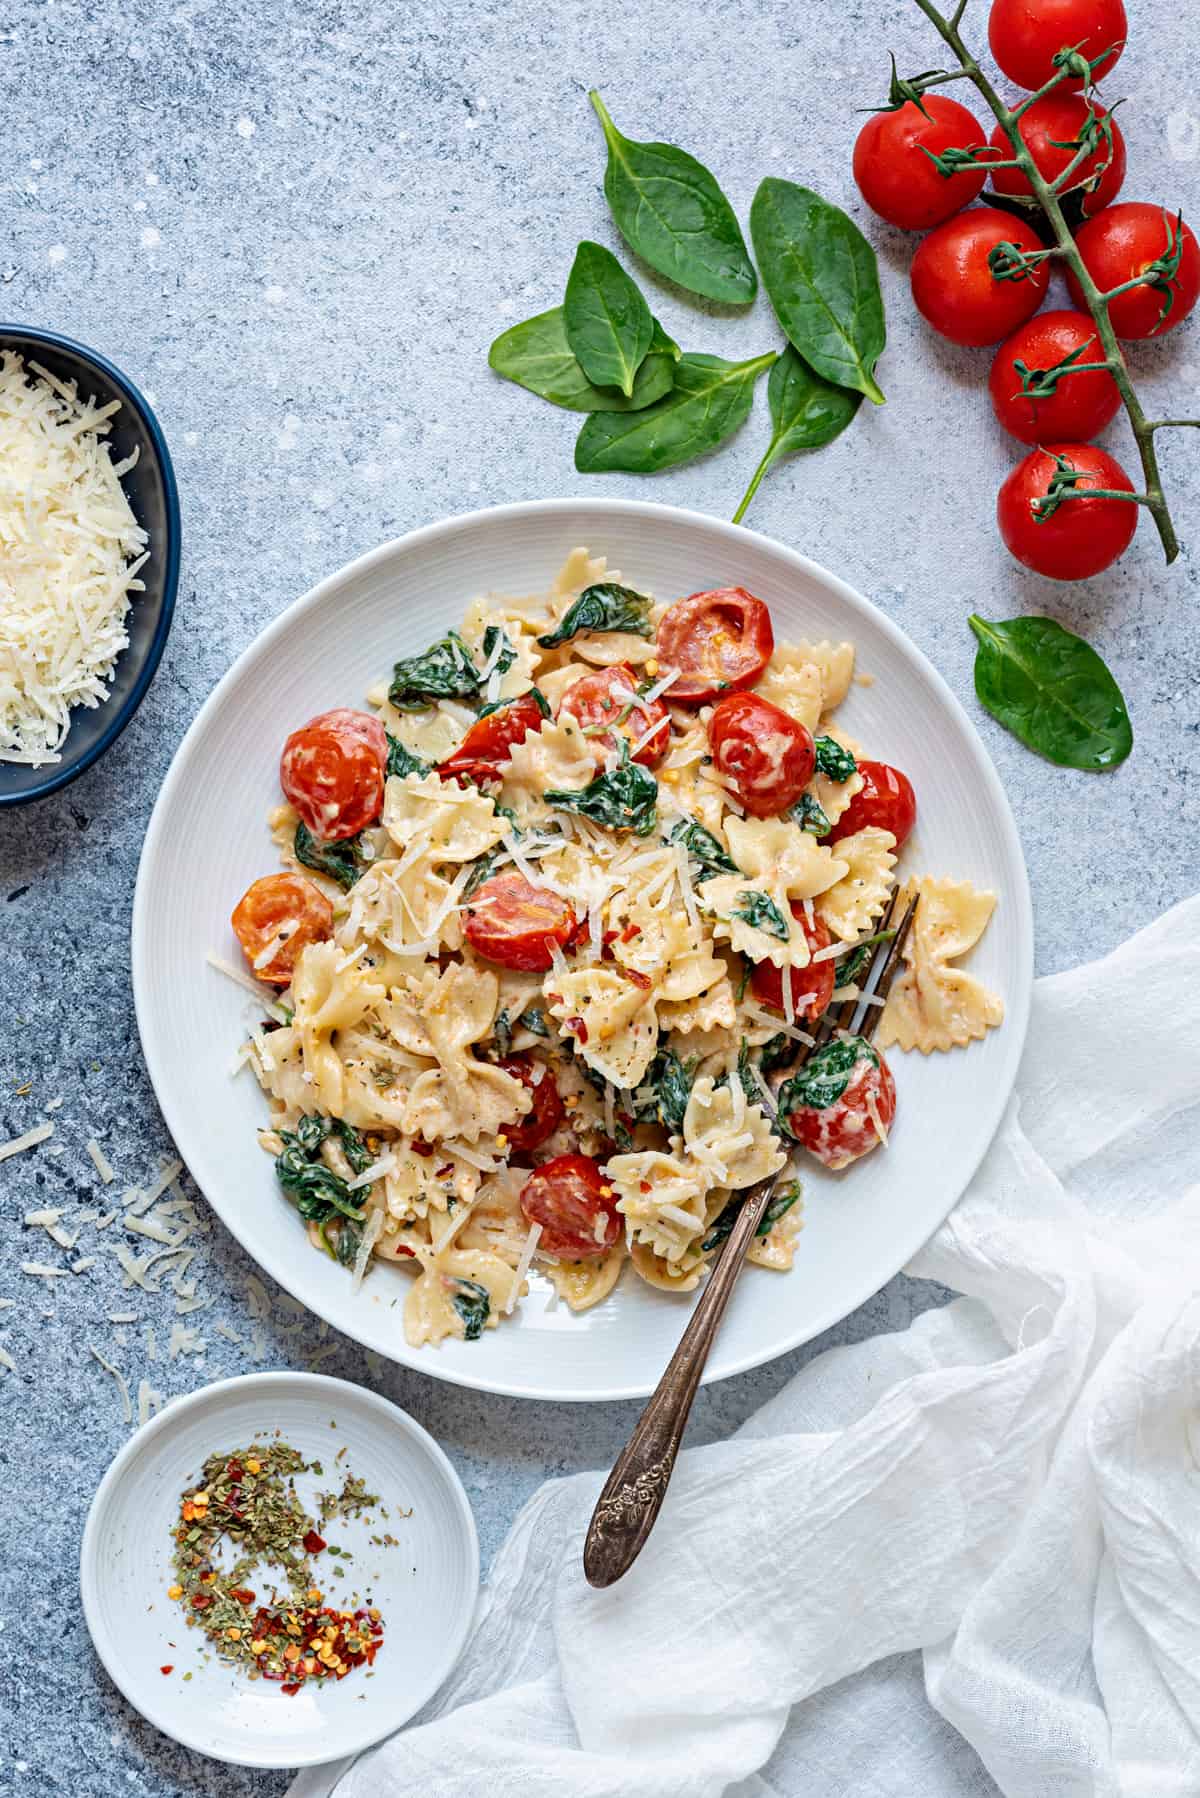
[798,884,903,1063]
[859,890,919,1046]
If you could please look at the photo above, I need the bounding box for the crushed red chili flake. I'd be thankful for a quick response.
[565,1014,587,1043]
[160,1665,174,1675]
[410,1139,435,1157]
[622,967,652,991]
[619,922,642,942]
[302,1530,326,1556]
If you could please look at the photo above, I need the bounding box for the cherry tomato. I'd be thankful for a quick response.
[231,873,333,986]
[707,692,815,818]
[997,442,1137,579]
[988,96,1124,220]
[280,708,387,841]
[784,1043,896,1170]
[853,95,990,232]
[656,587,774,705]
[462,871,577,972]
[910,208,1050,347]
[556,663,670,767]
[497,1056,564,1155]
[989,310,1121,445]
[988,0,1126,91]
[827,760,917,850]
[1067,203,1200,340]
[519,1153,621,1259]
[437,693,546,785]
[749,906,837,1024]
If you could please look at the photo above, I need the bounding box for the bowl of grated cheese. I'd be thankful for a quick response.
[0,324,181,807]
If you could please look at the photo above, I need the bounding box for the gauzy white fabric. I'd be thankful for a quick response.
[290,896,1200,1798]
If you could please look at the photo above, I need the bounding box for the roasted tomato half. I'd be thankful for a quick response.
[280,708,387,841]
[655,587,774,705]
[462,871,577,972]
[436,692,546,785]
[518,1153,621,1258]
[557,663,670,766]
[749,905,837,1023]
[827,760,916,850]
[708,691,815,818]
[497,1056,564,1155]
[231,873,333,985]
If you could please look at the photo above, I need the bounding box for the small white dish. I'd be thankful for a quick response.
[80,1372,479,1768]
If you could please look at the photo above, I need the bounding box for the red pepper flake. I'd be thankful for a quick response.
[229,1587,257,1605]
[160,1664,174,1676]
[302,1530,326,1556]
[410,1139,434,1157]
[191,1594,213,1611]
[565,1014,588,1043]
[620,922,642,942]
[622,967,652,991]
[436,1162,455,1177]
[281,1681,302,1696]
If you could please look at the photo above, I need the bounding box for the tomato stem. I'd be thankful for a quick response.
[908,0,1186,564]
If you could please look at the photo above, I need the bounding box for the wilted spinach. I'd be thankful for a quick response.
[545,745,658,835]
[389,631,481,711]
[702,1179,801,1251]
[835,928,895,991]
[813,735,857,783]
[385,733,429,779]
[491,1007,513,1058]
[760,1031,802,1075]
[538,582,654,648]
[668,815,738,877]
[523,1005,550,1038]
[294,822,367,891]
[968,614,1133,771]
[275,1114,372,1223]
[790,791,832,837]
[462,847,505,901]
[449,1276,492,1341]
[634,1047,695,1133]
[777,1037,877,1127]
[732,890,789,940]
[481,622,517,677]
[564,239,654,398]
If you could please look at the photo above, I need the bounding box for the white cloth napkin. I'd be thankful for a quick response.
[290,896,1200,1798]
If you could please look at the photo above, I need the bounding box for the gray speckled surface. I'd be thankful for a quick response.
[0,0,1197,1791]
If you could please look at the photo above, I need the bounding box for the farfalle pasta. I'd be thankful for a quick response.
[225,551,1005,1350]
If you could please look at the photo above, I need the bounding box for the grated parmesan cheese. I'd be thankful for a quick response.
[0,1120,54,1162]
[503,1221,542,1315]
[86,1138,115,1183]
[0,1348,14,1374]
[89,1345,132,1423]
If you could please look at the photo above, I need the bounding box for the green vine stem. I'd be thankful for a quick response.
[909,0,1199,564]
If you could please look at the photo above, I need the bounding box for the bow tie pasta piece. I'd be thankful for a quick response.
[753,651,824,732]
[877,877,1004,1053]
[544,1249,626,1312]
[657,975,737,1035]
[501,715,595,824]
[336,857,466,955]
[291,942,387,1115]
[382,772,508,863]
[629,1237,711,1293]
[795,639,856,714]
[545,967,659,1090]
[555,547,612,597]
[383,1143,482,1222]
[682,1077,786,1189]
[727,815,850,900]
[816,827,897,943]
[392,961,531,1143]
[459,598,542,702]
[807,763,865,830]
[403,1244,524,1348]
[702,817,848,969]
[455,1165,532,1263]
[571,631,658,670]
[608,1147,714,1264]
[610,908,726,1005]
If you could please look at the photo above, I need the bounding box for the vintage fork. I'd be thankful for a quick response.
[582,888,919,1590]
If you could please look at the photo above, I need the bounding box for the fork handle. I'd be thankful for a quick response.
[582,1173,779,1589]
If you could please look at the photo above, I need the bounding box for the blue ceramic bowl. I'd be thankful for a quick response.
[0,325,181,808]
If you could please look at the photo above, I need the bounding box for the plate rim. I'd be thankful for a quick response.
[79,1369,480,1768]
[132,496,1033,1402]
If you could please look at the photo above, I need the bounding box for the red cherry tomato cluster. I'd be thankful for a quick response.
[853,0,1198,581]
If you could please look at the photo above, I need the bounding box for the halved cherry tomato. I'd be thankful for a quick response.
[708,692,814,818]
[827,760,916,850]
[656,587,774,705]
[1067,203,1200,340]
[997,442,1137,579]
[853,95,991,232]
[988,96,1124,220]
[462,871,576,972]
[497,1056,564,1155]
[519,1153,621,1259]
[749,906,836,1023]
[784,1045,896,1170]
[910,208,1049,347]
[231,873,333,986]
[280,708,387,841]
[988,310,1122,445]
[437,693,546,785]
[556,663,670,766]
[988,0,1125,92]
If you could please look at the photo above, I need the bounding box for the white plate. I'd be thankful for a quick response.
[80,1372,479,1767]
[133,499,1032,1402]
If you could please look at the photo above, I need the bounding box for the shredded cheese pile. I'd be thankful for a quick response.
[0,351,149,766]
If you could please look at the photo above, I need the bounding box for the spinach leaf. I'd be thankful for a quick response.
[968,614,1133,771]
[732,889,789,940]
[575,351,775,475]
[735,1038,758,1103]
[333,1216,364,1268]
[294,821,367,891]
[449,1276,491,1341]
[777,1037,877,1127]
[537,582,654,649]
[488,307,678,413]
[491,1007,513,1058]
[275,1114,371,1223]
[522,1005,550,1038]
[589,91,757,305]
[702,1179,801,1251]
[813,735,857,783]
[733,345,863,523]
[385,733,429,779]
[790,790,832,837]
[481,622,516,677]
[389,631,481,711]
[750,178,886,405]
[635,1048,695,1132]
[462,847,504,901]
[667,815,738,877]
[564,240,654,398]
[835,928,895,991]
[544,746,658,836]
[760,1031,801,1075]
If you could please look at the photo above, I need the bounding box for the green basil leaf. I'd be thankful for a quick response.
[449,1276,491,1341]
[667,815,738,877]
[488,307,678,413]
[385,733,429,779]
[294,822,367,891]
[777,1036,878,1126]
[576,351,775,475]
[968,614,1132,771]
[563,240,654,399]
[813,735,857,783]
[537,582,654,648]
[732,889,789,940]
[750,178,886,405]
[733,344,863,522]
[545,746,658,835]
[790,790,832,837]
[389,631,481,711]
[589,91,757,305]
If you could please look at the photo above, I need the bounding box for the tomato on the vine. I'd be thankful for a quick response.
[279,708,387,841]
[988,0,1126,92]
[1066,203,1200,340]
[749,906,837,1023]
[989,310,1121,445]
[519,1154,621,1259]
[910,208,1049,346]
[231,873,333,985]
[853,95,991,232]
[827,761,917,850]
[557,663,670,766]
[655,587,773,704]
[707,691,815,818]
[997,442,1137,579]
[988,96,1125,219]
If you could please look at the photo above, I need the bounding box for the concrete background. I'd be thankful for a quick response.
[1,0,1196,1791]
